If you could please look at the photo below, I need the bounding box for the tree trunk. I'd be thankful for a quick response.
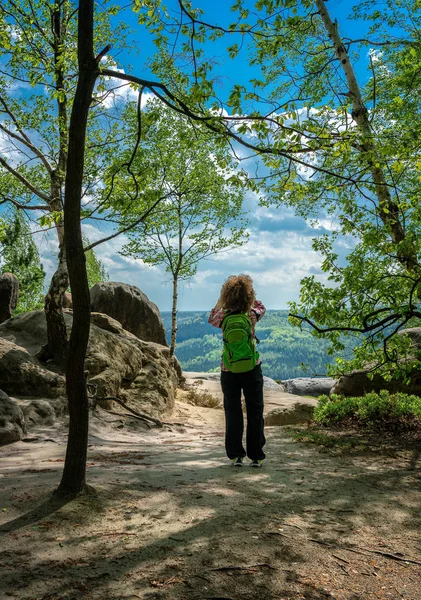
[170,274,178,356]
[43,247,68,364]
[43,197,68,364]
[56,0,97,496]
[315,0,417,271]
[170,198,183,357]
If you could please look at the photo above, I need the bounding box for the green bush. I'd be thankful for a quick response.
[314,391,421,431]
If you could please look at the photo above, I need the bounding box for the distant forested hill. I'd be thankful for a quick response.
[162,310,338,380]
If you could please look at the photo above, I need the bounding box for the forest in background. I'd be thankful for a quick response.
[162,310,342,380]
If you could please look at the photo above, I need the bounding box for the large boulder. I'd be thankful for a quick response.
[331,327,421,397]
[0,273,19,324]
[331,369,421,397]
[398,327,421,350]
[265,402,316,426]
[282,377,335,397]
[90,282,167,346]
[87,313,177,417]
[0,390,25,445]
[0,336,65,398]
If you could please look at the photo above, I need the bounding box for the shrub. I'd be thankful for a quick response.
[314,391,421,431]
[185,388,222,409]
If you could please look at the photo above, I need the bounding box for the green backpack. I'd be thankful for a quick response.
[221,312,259,373]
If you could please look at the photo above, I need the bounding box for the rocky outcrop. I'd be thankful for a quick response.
[265,402,316,426]
[90,282,167,346]
[331,328,421,397]
[183,371,283,391]
[0,273,19,324]
[0,337,65,398]
[0,390,26,445]
[281,377,335,397]
[0,310,177,420]
[87,313,177,416]
[62,292,73,309]
[22,398,66,427]
[331,370,421,397]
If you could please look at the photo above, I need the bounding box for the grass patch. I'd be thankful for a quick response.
[314,390,421,433]
[291,428,367,454]
[184,388,222,409]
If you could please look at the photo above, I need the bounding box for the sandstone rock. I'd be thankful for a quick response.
[330,370,421,397]
[281,377,335,397]
[22,398,66,427]
[0,273,19,324]
[86,313,177,416]
[62,292,73,309]
[0,390,25,445]
[331,328,421,398]
[0,310,177,419]
[265,403,315,426]
[0,337,65,398]
[90,282,167,345]
[183,371,283,391]
[398,327,421,350]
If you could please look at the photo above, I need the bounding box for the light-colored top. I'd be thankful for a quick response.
[208,300,266,371]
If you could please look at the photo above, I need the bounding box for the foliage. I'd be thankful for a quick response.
[83,237,109,289]
[119,99,248,353]
[314,391,421,431]
[135,0,421,380]
[0,209,45,313]
[0,0,133,275]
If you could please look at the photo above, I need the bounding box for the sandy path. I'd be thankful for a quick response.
[0,394,420,600]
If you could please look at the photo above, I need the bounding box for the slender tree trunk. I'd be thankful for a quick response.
[170,274,178,356]
[43,194,69,364]
[43,250,68,364]
[56,0,97,496]
[315,0,417,271]
[170,198,183,357]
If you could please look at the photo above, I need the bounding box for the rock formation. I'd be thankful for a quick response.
[0,390,26,446]
[281,377,335,397]
[0,309,177,422]
[265,403,316,426]
[90,282,167,346]
[0,337,64,398]
[332,327,421,397]
[0,272,19,324]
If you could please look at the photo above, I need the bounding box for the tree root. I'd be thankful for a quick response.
[98,395,163,428]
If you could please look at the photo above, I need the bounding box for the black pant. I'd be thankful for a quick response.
[220,364,266,461]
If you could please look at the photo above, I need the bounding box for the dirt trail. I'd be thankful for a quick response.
[0,390,420,600]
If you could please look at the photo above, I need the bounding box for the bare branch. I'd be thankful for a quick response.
[0,157,50,202]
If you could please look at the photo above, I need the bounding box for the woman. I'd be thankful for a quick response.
[208,274,266,467]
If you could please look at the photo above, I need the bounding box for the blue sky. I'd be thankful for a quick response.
[2,1,372,311]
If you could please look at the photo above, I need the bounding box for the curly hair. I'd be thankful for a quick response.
[217,274,255,313]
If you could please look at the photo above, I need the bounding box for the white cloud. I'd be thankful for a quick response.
[95,57,156,109]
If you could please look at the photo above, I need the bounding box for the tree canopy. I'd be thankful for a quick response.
[119,100,248,353]
[131,0,421,379]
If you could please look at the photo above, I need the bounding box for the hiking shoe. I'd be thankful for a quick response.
[250,459,264,468]
[231,457,244,467]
